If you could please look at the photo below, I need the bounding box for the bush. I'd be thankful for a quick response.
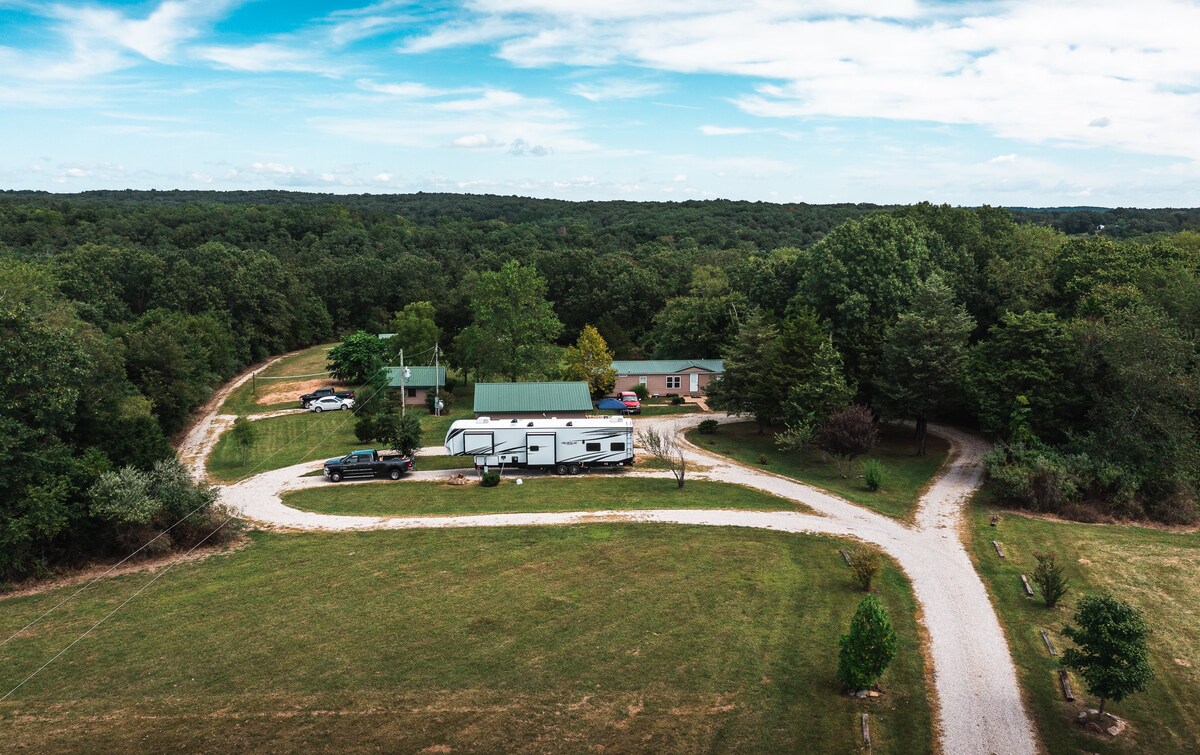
[480,471,501,487]
[671,396,685,405]
[444,375,458,394]
[631,384,649,400]
[698,419,719,434]
[1031,551,1070,608]
[425,390,454,414]
[757,452,768,465]
[847,545,882,591]
[862,459,886,491]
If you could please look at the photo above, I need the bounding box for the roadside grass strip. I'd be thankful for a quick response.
[972,493,1200,754]
[0,527,931,754]
[686,423,949,519]
[284,477,807,517]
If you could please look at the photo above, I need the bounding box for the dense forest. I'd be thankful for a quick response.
[1,191,1197,581]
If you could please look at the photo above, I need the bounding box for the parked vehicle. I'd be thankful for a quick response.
[595,397,632,413]
[444,416,634,474]
[308,395,354,412]
[323,449,415,482]
[618,391,641,414]
[299,386,355,408]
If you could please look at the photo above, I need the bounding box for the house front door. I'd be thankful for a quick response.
[689,373,699,393]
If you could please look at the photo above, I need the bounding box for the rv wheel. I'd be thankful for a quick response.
[555,463,568,476]
[567,463,580,476]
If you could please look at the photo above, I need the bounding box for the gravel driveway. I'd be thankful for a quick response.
[181,368,1038,755]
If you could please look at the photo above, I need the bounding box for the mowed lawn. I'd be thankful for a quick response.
[0,527,933,754]
[209,405,476,481]
[972,495,1200,754]
[221,343,338,416]
[686,422,949,519]
[285,477,805,517]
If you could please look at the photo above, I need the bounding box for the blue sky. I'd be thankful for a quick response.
[2,0,1199,206]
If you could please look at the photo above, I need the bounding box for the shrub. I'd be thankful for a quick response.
[1031,551,1070,608]
[631,384,649,400]
[671,396,685,405]
[862,459,886,491]
[836,595,897,691]
[847,545,882,591]
[757,452,768,465]
[444,375,458,394]
[480,471,501,487]
[817,404,878,477]
[697,419,719,434]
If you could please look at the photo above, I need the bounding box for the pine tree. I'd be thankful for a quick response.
[836,594,898,691]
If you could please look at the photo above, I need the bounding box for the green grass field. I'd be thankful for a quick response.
[686,422,949,519]
[972,493,1200,754]
[0,526,932,753]
[220,343,338,416]
[285,477,804,517]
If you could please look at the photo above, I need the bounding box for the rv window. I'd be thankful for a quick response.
[529,445,539,452]
[610,442,626,451]
[585,442,601,452]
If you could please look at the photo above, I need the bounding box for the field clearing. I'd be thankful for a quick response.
[0,527,932,753]
[686,423,949,519]
[285,477,807,517]
[972,493,1200,754]
[220,344,339,415]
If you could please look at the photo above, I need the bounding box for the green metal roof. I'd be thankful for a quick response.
[473,382,593,413]
[384,365,446,388]
[611,359,724,375]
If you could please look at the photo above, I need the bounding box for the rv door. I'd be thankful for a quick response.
[526,432,555,466]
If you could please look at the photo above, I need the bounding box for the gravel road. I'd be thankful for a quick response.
[180,368,1039,755]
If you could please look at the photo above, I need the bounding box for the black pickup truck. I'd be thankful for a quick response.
[323,449,415,482]
[300,386,355,407]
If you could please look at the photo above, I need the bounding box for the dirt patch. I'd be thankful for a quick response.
[0,536,251,602]
[254,378,332,407]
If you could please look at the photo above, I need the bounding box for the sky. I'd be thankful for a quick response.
[2,0,1199,206]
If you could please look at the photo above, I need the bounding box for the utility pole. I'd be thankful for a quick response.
[399,349,406,417]
[433,343,441,416]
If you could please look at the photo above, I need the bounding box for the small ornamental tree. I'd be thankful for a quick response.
[637,425,686,488]
[357,409,423,456]
[817,404,879,477]
[1061,595,1154,716]
[847,545,883,592]
[228,415,257,466]
[836,595,898,691]
[562,324,617,396]
[327,330,385,385]
[1032,551,1070,608]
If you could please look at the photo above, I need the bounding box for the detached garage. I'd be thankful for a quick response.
[472,381,593,419]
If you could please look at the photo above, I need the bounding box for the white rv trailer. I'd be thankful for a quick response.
[444,416,634,474]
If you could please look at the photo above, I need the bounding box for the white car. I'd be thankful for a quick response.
[308,396,354,412]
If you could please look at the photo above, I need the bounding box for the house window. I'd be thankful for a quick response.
[638,376,647,385]
[406,387,417,398]
[666,376,681,390]
[585,442,601,452]
[610,442,626,451]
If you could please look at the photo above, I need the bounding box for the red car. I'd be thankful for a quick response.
[618,391,641,414]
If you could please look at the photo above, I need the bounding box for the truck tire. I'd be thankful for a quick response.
[330,471,342,482]
[555,463,568,476]
[567,463,580,476]
[389,468,402,480]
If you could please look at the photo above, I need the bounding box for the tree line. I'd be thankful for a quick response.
[0,192,1196,582]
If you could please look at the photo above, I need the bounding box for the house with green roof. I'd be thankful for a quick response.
[611,359,724,396]
[473,381,593,419]
[385,365,446,406]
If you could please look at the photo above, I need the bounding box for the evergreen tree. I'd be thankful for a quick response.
[836,595,898,691]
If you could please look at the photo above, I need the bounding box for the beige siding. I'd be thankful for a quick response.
[613,369,718,395]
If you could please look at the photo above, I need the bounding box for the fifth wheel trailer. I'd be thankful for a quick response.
[444,416,634,474]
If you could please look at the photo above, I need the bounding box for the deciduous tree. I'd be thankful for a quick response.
[817,405,878,477]
[562,325,617,396]
[460,261,563,381]
[327,330,385,385]
[1062,595,1153,716]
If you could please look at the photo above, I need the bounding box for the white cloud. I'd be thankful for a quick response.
[699,125,758,136]
[197,42,335,74]
[415,0,1200,163]
[569,79,666,101]
[452,133,502,148]
[988,154,1017,164]
[356,79,454,98]
[433,89,528,111]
